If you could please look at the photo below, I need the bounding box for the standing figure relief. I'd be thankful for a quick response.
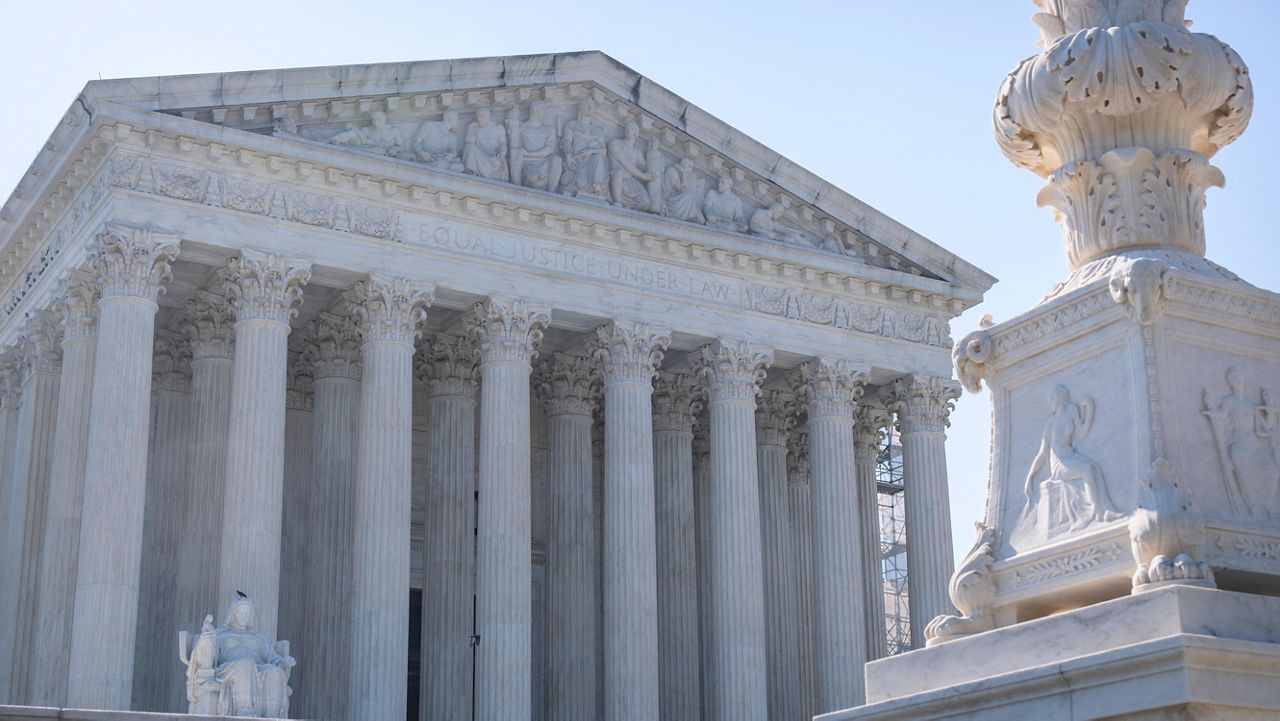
[1203,367,1280,518]
[1024,384,1122,533]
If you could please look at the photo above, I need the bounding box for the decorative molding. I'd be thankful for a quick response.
[742,282,951,349]
[1007,540,1125,588]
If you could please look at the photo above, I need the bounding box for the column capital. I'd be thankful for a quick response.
[891,374,961,435]
[534,353,598,417]
[153,330,192,393]
[186,291,236,360]
[345,274,435,345]
[755,389,799,448]
[286,344,315,411]
[468,296,551,366]
[0,351,20,408]
[18,309,63,381]
[653,372,702,433]
[590,320,671,386]
[90,224,179,302]
[55,269,100,342]
[787,427,810,486]
[854,402,893,460]
[694,339,773,403]
[416,333,479,398]
[790,357,868,420]
[305,312,362,380]
[221,249,311,324]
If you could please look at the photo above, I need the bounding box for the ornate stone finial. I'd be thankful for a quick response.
[467,297,552,365]
[589,320,671,385]
[952,315,995,393]
[790,357,868,419]
[221,249,311,324]
[306,312,362,380]
[90,224,180,301]
[534,353,599,417]
[186,291,236,360]
[55,269,100,342]
[996,1,1252,269]
[345,274,435,345]
[924,522,998,646]
[153,330,192,392]
[18,309,62,380]
[416,334,480,398]
[1128,457,1214,590]
[653,372,703,434]
[755,389,799,447]
[694,339,774,402]
[891,375,961,435]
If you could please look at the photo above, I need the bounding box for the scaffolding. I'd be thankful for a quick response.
[877,424,911,655]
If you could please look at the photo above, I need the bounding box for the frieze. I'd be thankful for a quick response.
[741,283,951,349]
[990,289,1115,358]
[1006,541,1126,588]
[1213,533,1280,563]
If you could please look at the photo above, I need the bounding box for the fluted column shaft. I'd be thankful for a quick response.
[892,375,960,650]
[68,226,178,709]
[652,373,700,721]
[420,335,479,721]
[855,406,892,662]
[796,358,869,711]
[692,424,715,721]
[346,276,433,721]
[471,298,550,721]
[695,340,772,721]
[218,250,310,638]
[30,275,98,706]
[786,429,814,719]
[0,365,19,705]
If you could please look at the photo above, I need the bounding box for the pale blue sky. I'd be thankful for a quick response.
[1,1,1275,562]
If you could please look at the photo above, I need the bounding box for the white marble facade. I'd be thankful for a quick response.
[0,53,993,720]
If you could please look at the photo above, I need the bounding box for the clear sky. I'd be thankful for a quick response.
[1,1,1275,563]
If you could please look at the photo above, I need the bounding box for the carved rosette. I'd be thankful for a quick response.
[345,274,434,345]
[306,312,362,380]
[891,375,961,435]
[854,404,893,461]
[416,333,479,399]
[90,225,180,301]
[652,372,702,434]
[786,426,810,486]
[995,0,1252,270]
[152,330,192,392]
[694,340,773,403]
[221,250,311,324]
[56,270,100,341]
[791,357,868,420]
[534,353,599,417]
[755,389,798,447]
[467,297,552,366]
[185,291,236,360]
[952,315,994,393]
[18,310,63,379]
[589,320,671,386]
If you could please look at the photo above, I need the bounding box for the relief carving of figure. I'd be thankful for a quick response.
[1024,385,1121,533]
[662,157,706,223]
[506,100,563,191]
[411,109,464,171]
[177,594,295,718]
[703,174,747,232]
[607,121,655,211]
[749,202,810,245]
[462,107,509,181]
[1202,367,1280,517]
[558,99,609,198]
[326,110,405,157]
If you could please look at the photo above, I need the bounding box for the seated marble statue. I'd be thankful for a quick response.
[179,594,296,718]
[463,107,509,181]
[327,110,405,157]
[411,109,464,171]
[749,202,811,245]
[702,174,747,232]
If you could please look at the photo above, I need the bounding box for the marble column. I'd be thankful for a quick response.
[419,334,479,721]
[794,358,869,711]
[346,275,434,721]
[300,312,361,719]
[591,321,669,721]
[692,418,715,721]
[854,403,893,662]
[755,389,802,721]
[0,357,19,705]
[67,226,179,709]
[534,353,597,721]
[693,339,773,721]
[891,374,961,650]
[174,291,234,645]
[280,344,313,679]
[217,249,311,639]
[786,428,815,719]
[651,372,701,721]
[469,297,550,721]
[2,311,61,704]
[591,416,605,720]
[29,273,98,707]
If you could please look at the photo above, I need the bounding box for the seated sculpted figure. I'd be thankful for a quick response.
[507,100,563,191]
[463,107,509,181]
[179,594,296,718]
[558,99,608,198]
[749,202,811,245]
[662,157,706,223]
[607,121,655,211]
[703,174,747,232]
[327,110,405,157]
[411,109,464,171]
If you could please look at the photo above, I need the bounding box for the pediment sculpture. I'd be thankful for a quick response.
[178,593,296,717]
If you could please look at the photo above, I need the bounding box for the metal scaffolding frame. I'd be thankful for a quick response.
[876,424,911,655]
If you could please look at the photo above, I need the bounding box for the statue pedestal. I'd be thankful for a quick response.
[819,585,1280,720]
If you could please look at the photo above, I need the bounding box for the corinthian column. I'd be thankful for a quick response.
[891,374,961,649]
[693,339,773,721]
[346,275,434,721]
[0,356,18,705]
[67,225,179,710]
[217,250,310,639]
[300,312,361,720]
[30,272,98,707]
[692,419,715,721]
[419,333,480,721]
[534,353,598,721]
[469,297,550,721]
[854,403,892,662]
[651,372,701,721]
[755,389,801,721]
[591,320,670,721]
[794,357,869,711]
[786,428,814,718]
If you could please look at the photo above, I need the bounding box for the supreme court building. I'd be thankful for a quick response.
[0,53,993,720]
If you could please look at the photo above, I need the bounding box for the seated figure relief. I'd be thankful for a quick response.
[558,99,609,199]
[1024,385,1121,534]
[178,594,296,718]
[703,174,747,233]
[662,157,706,223]
[326,110,405,158]
[411,109,464,171]
[507,100,563,192]
[749,202,811,245]
[607,121,656,211]
[463,107,509,181]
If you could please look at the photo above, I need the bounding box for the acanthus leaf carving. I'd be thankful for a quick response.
[693,339,773,403]
[652,371,702,434]
[467,297,552,366]
[221,249,311,325]
[91,224,180,302]
[344,274,434,346]
[588,320,670,386]
[534,352,599,418]
[417,333,479,399]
